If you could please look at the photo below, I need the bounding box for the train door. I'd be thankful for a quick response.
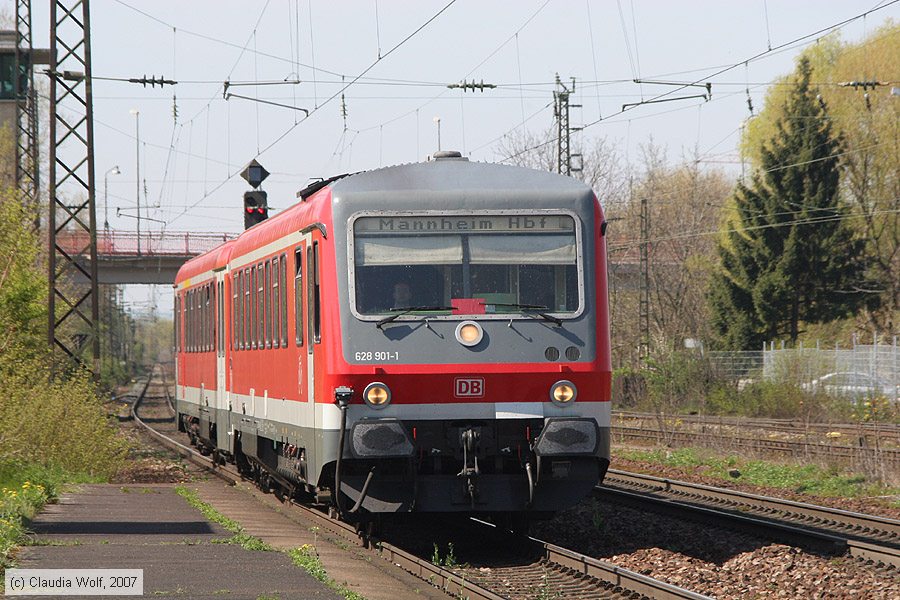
[215,273,230,451]
[293,240,311,409]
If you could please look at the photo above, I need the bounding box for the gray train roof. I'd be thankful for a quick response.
[325,155,593,198]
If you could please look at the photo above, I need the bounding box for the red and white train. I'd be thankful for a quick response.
[175,151,611,523]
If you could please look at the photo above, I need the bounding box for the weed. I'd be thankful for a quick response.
[27,538,81,547]
[431,542,457,567]
[176,486,272,551]
[288,544,365,600]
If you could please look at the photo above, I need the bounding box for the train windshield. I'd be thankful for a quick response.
[352,214,580,316]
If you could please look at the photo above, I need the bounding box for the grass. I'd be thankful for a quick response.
[177,486,366,599]
[1,461,108,576]
[288,544,365,600]
[175,486,273,552]
[614,447,900,506]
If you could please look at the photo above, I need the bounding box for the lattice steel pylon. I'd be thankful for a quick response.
[639,196,650,361]
[553,75,581,177]
[14,0,40,225]
[48,0,100,377]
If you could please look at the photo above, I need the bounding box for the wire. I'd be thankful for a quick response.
[608,201,900,252]
[497,0,900,164]
[166,0,459,225]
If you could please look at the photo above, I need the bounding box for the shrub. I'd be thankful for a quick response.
[0,350,128,479]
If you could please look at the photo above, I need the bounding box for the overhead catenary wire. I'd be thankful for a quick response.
[497,0,900,165]
[166,0,459,225]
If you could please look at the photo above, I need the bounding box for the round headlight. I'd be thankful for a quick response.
[455,321,483,347]
[364,382,391,408]
[551,380,577,405]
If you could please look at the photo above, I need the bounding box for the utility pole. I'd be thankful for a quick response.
[130,109,141,254]
[48,0,100,377]
[639,195,650,361]
[553,75,582,176]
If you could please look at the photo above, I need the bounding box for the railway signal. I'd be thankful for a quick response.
[241,160,270,229]
[243,190,268,229]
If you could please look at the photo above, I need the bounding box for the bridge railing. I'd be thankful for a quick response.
[58,231,236,256]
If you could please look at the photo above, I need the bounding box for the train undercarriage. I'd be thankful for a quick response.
[179,410,609,540]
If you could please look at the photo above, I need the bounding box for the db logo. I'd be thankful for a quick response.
[454,378,484,398]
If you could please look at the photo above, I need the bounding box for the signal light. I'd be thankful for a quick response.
[243,190,268,229]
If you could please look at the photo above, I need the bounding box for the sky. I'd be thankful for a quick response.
[15,0,900,314]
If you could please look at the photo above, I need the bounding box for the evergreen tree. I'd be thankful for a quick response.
[709,57,871,349]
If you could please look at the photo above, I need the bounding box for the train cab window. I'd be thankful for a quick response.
[352,214,580,316]
[294,248,303,347]
[280,253,288,347]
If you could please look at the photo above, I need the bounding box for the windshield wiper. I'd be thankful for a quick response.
[480,302,563,326]
[376,306,453,329]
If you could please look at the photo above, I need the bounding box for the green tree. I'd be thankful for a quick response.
[741,23,899,335]
[710,57,871,349]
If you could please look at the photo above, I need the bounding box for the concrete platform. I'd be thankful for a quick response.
[189,481,453,600]
[18,484,339,599]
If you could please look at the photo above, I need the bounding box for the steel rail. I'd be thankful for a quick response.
[132,369,709,599]
[613,410,900,436]
[602,469,900,569]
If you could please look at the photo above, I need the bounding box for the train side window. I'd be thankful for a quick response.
[189,288,195,353]
[257,262,265,349]
[186,290,191,353]
[198,287,203,352]
[191,289,197,353]
[200,285,206,352]
[210,283,215,352]
[218,281,224,356]
[205,285,209,351]
[174,295,180,352]
[250,266,257,349]
[235,272,242,350]
[280,253,288,347]
[265,260,272,348]
[187,290,192,353]
[294,248,303,347]
[244,268,251,350]
[239,270,245,350]
[272,256,280,348]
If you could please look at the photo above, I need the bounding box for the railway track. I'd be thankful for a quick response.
[130,367,710,600]
[599,469,900,571]
[614,410,900,438]
[612,425,900,467]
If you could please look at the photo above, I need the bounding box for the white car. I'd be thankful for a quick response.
[802,372,897,402]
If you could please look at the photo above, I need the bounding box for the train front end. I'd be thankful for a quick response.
[326,156,611,516]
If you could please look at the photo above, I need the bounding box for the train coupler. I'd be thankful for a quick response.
[456,427,481,508]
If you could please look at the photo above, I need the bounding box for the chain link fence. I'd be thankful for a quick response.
[705,340,900,398]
